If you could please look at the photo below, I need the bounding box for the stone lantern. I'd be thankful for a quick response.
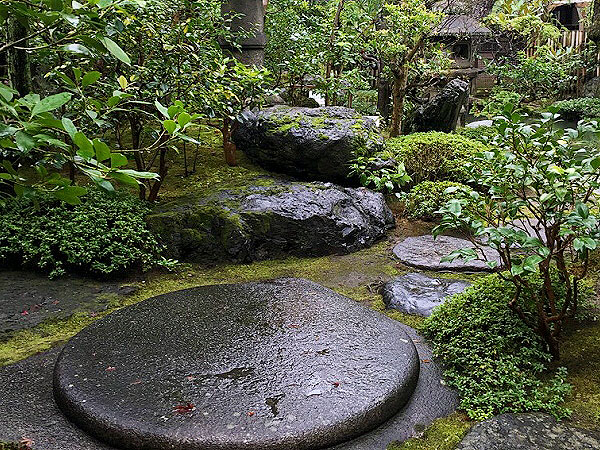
[220,0,266,66]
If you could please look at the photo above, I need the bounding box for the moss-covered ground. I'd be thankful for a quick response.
[1,128,599,448]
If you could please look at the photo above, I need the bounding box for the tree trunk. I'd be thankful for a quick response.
[590,0,600,45]
[147,145,168,202]
[129,115,147,200]
[324,0,346,106]
[377,75,392,121]
[222,117,237,166]
[6,17,32,96]
[390,66,408,137]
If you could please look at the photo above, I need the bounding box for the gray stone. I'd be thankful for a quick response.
[406,79,470,133]
[220,0,265,66]
[583,77,600,98]
[393,235,500,272]
[146,179,394,263]
[466,119,493,128]
[382,273,471,316]
[0,271,133,337]
[457,413,600,450]
[53,279,420,450]
[232,106,382,183]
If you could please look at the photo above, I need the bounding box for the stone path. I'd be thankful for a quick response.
[457,413,600,450]
[381,273,471,316]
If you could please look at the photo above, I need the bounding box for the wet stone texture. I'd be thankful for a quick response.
[457,413,600,450]
[382,273,471,317]
[393,235,500,273]
[53,279,420,450]
[0,271,137,337]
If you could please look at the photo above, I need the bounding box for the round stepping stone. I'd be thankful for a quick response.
[382,273,471,316]
[54,278,419,450]
[393,235,500,272]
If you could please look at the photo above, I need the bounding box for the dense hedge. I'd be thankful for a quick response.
[0,190,173,277]
[454,125,498,144]
[422,273,591,420]
[403,181,475,221]
[382,132,486,185]
[552,98,600,122]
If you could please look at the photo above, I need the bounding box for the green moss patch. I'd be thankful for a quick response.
[387,413,472,450]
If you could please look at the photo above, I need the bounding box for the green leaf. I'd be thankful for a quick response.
[117,169,159,179]
[53,185,88,205]
[110,153,128,168]
[0,84,16,102]
[61,118,77,138]
[31,92,72,117]
[15,131,35,152]
[110,171,138,186]
[93,139,110,162]
[155,101,169,119]
[118,75,128,89]
[163,120,177,134]
[82,71,101,88]
[178,112,191,127]
[73,132,94,158]
[101,37,131,65]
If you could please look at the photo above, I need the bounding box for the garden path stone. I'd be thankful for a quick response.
[147,179,394,263]
[232,105,382,183]
[393,235,500,272]
[53,279,420,450]
[457,413,600,450]
[381,273,471,316]
[0,270,137,337]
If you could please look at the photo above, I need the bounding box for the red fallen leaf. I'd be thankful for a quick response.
[247,411,255,417]
[51,300,60,305]
[422,359,431,363]
[89,312,98,317]
[173,402,195,414]
[332,381,340,387]
[21,310,29,316]
[20,437,34,449]
[287,324,300,328]
[105,366,117,372]
[185,375,196,381]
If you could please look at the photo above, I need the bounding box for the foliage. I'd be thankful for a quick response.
[402,181,475,221]
[349,155,410,193]
[455,125,499,143]
[0,189,173,277]
[472,89,523,119]
[434,106,600,358]
[382,132,486,184]
[422,273,575,421]
[552,98,600,122]
[488,47,583,101]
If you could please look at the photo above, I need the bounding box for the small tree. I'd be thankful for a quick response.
[434,106,600,359]
[368,1,442,136]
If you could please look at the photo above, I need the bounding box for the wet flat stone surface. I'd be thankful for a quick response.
[0,271,137,336]
[457,413,600,450]
[53,279,420,450]
[382,273,471,317]
[393,235,500,272]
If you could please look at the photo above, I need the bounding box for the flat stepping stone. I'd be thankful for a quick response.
[53,279,420,450]
[382,273,471,317]
[457,413,600,450]
[393,235,500,272]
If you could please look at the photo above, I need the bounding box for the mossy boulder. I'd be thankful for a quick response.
[232,106,383,184]
[146,179,394,263]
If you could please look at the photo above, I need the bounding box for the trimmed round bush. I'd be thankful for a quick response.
[454,126,498,144]
[421,273,591,421]
[403,181,474,221]
[552,98,600,122]
[0,190,173,277]
[382,132,486,185]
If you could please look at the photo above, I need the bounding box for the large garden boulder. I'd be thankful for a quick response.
[583,77,600,98]
[232,106,382,184]
[406,79,469,133]
[146,179,394,263]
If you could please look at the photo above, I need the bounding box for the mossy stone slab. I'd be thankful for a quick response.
[53,278,419,450]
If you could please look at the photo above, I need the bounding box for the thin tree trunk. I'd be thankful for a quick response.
[377,75,392,120]
[222,117,237,166]
[325,0,345,106]
[6,17,32,96]
[390,66,408,137]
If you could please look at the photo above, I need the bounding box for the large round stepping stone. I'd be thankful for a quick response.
[54,278,419,450]
[382,273,471,316]
[393,235,500,272]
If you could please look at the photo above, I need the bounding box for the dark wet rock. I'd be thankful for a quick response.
[406,79,469,133]
[232,106,382,183]
[382,273,471,316]
[0,271,129,336]
[53,279,419,450]
[393,235,500,272]
[0,322,457,450]
[146,179,394,263]
[583,77,600,98]
[457,413,600,450]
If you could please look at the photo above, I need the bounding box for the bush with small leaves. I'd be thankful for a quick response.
[551,98,600,122]
[402,181,475,221]
[0,189,175,278]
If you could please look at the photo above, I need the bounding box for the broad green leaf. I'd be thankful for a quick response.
[0,84,16,102]
[61,118,77,138]
[118,75,128,89]
[110,171,138,186]
[73,132,94,158]
[93,139,110,162]
[31,92,72,117]
[154,100,169,119]
[15,131,35,152]
[117,169,159,179]
[101,37,131,65]
[53,185,88,205]
[178,112,191,127]
[82,71,101,88]
[163,120,177,134]
[110,153,128,168]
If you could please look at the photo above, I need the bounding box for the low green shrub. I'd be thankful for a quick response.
[403,181,474,221]
[421,273,592,421]
[551,98,600,122]
[454,126,498,144]
[472,89,523,119]
[0,190,174,278]
[382,132,486,184]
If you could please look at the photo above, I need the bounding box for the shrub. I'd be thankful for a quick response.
[0,190,174,278]
[403,181,474,221]
[472,89,523,119]
[382,132,486,184]
[422,273,584,421]
[454,126,498,144]
[551,98,600,122]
